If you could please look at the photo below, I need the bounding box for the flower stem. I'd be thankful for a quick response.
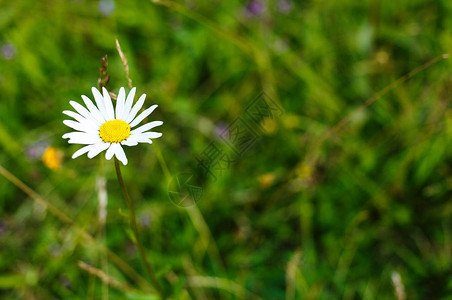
[114,158,165,299]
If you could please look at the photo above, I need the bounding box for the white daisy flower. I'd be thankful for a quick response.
[62,87,163,165]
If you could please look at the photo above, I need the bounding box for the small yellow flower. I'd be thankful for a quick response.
[42,146,63,170]
[295,162,312,180]
[259,172,275,189]
[260,118,277,134]
[282,114,300,129]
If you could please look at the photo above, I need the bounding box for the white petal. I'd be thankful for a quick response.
[63,120,97,133]
[102,87,115,120]
[140,132,162,139]
[115,87,126,120]
[64,132,101,144]
[114,144,128,165]
[131,121,163,134]
[121,134,141,146]
[92,87,110,121]
[137,138,153,144]
[63,131,97,140]
[68,138,100,145]
[121,139,139,146]
[125,94,146,124]
[70,101,92,120]
[63,110,87,124]
[72,145,95,159]
[129,105,158,128]
[81,95,105,125]
[105,143,119,160]
[87,142,110,158]
[131,133,154,144]
[122,87,136,121]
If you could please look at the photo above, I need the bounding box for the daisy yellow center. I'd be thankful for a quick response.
[99,119,131,143]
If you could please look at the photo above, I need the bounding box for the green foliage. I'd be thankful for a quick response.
[0,0,451,299]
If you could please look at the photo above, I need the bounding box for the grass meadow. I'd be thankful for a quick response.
[0,0,451,299]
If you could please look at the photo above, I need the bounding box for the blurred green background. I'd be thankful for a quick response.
[1,0,451,299]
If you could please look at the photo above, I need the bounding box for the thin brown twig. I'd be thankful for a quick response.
[115,38,133,89]
[78,261,139,294]
[98,55,110,91]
